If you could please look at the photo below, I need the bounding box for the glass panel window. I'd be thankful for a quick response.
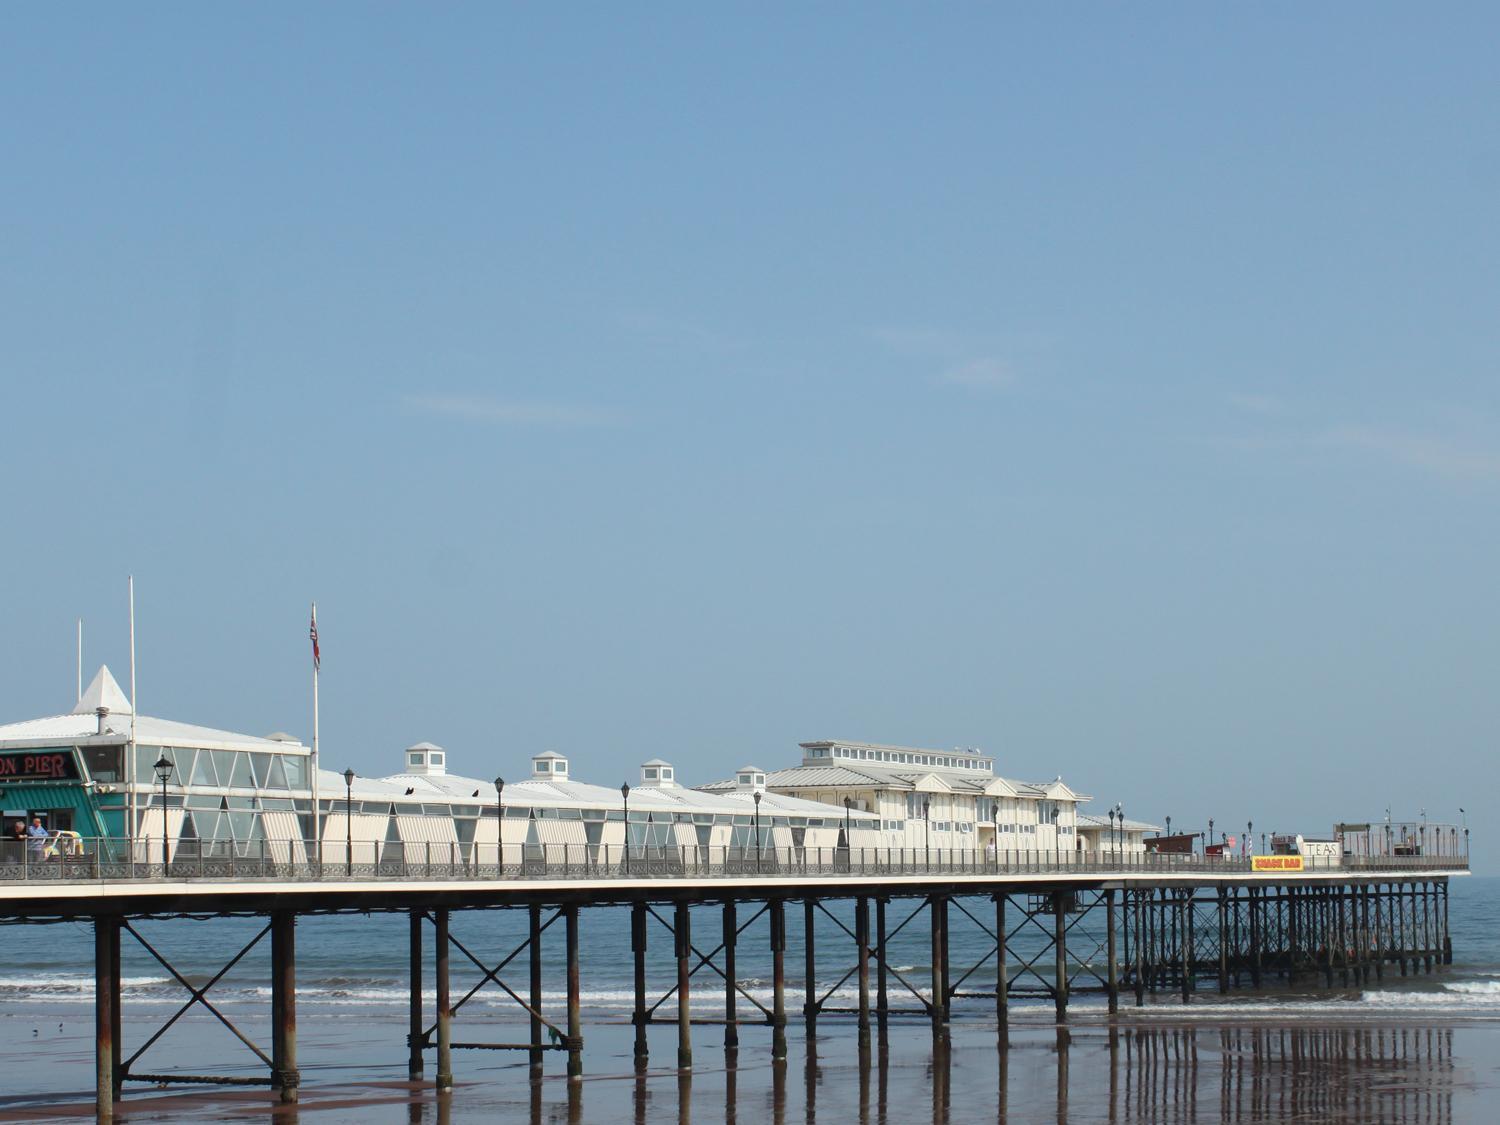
[228,753,255,788]
[264,757,289,790]
[250,753,274,788]
[190,750,218,788]
[282,756,306,790]
[82,745,123,783]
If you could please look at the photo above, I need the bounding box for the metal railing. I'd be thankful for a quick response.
[0,838,1469,886]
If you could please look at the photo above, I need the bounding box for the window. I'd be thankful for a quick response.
[737,773,752,785]
[430,752,444,766]
[644,768,658,780]
[906,793,926,820]
[662,768,673,780]
[410,753,423,767]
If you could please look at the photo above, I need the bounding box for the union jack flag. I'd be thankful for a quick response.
[310,605,320,672]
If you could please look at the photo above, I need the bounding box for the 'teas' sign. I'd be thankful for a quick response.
[1252,855,1304,872]
[0,751,80,782]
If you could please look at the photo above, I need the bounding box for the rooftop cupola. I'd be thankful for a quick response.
[531,750,569,780]
[405,741,446,776]
[734,765,767,794]
[639,758,676,788]
[73,665,132,718]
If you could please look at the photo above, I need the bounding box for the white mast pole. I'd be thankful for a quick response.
[311,602,321,858]
[128,577,138,853]
[76,617,83,702]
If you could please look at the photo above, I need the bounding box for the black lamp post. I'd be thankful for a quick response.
[1207,817,1215,857]
[343,768,356,877]
[621,782,631,873]
[1108,808,1117,853]
[843,797,853,867]
[1247,820,1253,858]
[753,791,762,873]
[923,800,931,867]
[1165,815,1172,838]
[153,754,173,868]
[495,776,505,869]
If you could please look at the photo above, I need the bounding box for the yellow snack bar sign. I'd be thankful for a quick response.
[1253,855,1304,872]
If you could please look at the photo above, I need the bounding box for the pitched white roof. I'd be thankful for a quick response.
[72,665,132,716]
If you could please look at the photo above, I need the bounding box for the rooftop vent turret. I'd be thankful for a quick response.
[95,706,108,735]
[531,750,568,780]
[735,765,767,794]
[405,742,446,776]
[639,758,676,787]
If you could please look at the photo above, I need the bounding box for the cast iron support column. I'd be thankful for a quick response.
[632,901,648,1066]
[1443,881,1453,965]
[803,898,817,1037]
[1337,887,1350,987]
[856,896,871,1052]
[1106,889,1119,1014]
[409,909,424,1080]
[95,916,116,1119]
[1053,890,1069,1022]
[939,895,952,1022]
[1133,891,1145,1007]
[875,897,889,1037]
[1249,887,1262,988]
[566,904,583,1081]
[1180,891,1191,1003]
[1423,882,1434,973]
[529,904,544,1079]
[676,901,693,1070]
[771,898,788,1060]
[1217,887,1229,994]
[930,894,947,1039]
[109,912,121,1097]
[271,910,300,1102]
[1322,889,1335,988]
[1398,883,1410,976]
[996,893,1010,1032]
[723,900,739,1051]
[435,908,453,1091]
[1372,884,1385,980]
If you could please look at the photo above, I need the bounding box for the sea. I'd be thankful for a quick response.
[2,877,1498,1122]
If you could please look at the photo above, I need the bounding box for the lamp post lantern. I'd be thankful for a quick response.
[1247,820,1253,857]
[621,782,631,873]
[753,791,762,873]
[153,754,173,868]
[1165,815,1172,838]
[342,768,356,877]
[495,777,505,870]
[1207,817,1214,856]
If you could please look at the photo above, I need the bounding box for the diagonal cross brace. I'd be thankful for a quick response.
[644,903,773,1020]
[121,919,274,1073]
[425,911,566,1043]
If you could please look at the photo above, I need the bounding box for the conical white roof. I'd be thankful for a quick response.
[72,665,133,716]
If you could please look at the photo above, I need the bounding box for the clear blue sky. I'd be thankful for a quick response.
[2,5,1494,862]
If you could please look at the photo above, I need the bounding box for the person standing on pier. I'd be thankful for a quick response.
[26,818,50,863]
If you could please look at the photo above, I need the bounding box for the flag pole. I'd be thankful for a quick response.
[76,617,83,703]
[310,603,321,859]
[128,577,138,858]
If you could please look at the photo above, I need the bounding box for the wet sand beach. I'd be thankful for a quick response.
[2,1006,1497,1123]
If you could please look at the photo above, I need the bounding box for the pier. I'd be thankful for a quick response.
[0,844,1466,1118]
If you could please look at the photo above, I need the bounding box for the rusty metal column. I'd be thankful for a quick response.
[856,896,871,1052]
[875,897,889,1037]
[95,916,116,1119]
[1217,887,1229,994]
[435,908,453,1091]
[771,898,788,1060]
[1249,888,1263,988]
[996,893,1010,1032]
[929,895,946,1039]
[1422,881,1434,973]
[1053,890,1069,1022]
[632,900,648,1066]
[1106,889,1119,1014]
[938,895,952,1023]
[109,913,121,1096]
[566,904,583,1081]
[1443,881,1453,965]
[803,898,817,1038]
[409,909,424,1081]
[1180,891,1191,1003]
[529,904,544,1079]
[675,901,693,1070]
[271,910,300,1102]
[723,900,739,1051]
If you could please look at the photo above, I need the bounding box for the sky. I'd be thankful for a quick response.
[1,5,1495,867]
